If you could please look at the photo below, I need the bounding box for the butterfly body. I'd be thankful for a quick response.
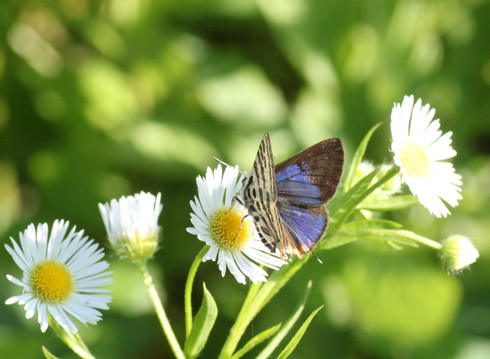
[239,133,344,258]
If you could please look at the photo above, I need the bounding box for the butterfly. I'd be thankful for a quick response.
[237,133,344,259]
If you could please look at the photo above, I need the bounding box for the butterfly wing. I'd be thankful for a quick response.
[241,135,344,258]
[240,133,285,253]
[275,139,344,205]
[275,201,328,256]
[275,139,344,256]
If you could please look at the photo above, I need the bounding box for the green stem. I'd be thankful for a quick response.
[138,261,185,359]
[218,284,259,359]
[185,246,208,337]
[67,332,95,359]
[49,316,95,359]
[240,280,263,313]
[403,230,443,250]
[329,166,401,239]
[218,258,307,359]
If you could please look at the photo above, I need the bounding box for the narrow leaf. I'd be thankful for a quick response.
[218,258,309,359]
[328,226,430,249]
[276,306,324,359]
[245,257,308,323]
[360,195,419,211]
[42,347,59,359]
[231,323,282,359]
[321,220,402,250]
[343,122,382,192]
[327,169,379,236]
[185,246,208,337]
[327,166,400,241]
[184,282,218,359]
[240,281,263,314]
[341,219,402,230]
[256,281,312,359]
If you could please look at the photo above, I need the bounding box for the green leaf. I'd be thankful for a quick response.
[48,316,95,359]
[256,281,313,359]
[276,306,324,359]
[343,122,382,193]
[185,246,208,337]
[244,257,308,323]
[42,347,59,359]
[218,258,309,359]
[341,219,403,230]
[231,323,282,359]
[322,219,402,250]
[330,225,427,249]
[240,280,263,314]
[184,282,218,359]
[360,194,419,211]
[326,166,400,242]
[327,169,379,236]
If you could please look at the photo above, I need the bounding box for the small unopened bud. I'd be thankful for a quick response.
[99,192,162,263]
[440,235,479,272]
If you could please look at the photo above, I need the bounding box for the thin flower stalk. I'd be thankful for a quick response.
[138,261,185,359]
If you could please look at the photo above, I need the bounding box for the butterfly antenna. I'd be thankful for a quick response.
[213,156,245,174]
[311,250,323,264]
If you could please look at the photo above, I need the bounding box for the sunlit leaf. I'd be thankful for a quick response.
[326,219,430,249]
[231,323,282,359]
[327,169,379,236]
[184,283,218,359]
[256,281,312,359]
[360,194,419,211]
[343,122,382,193]
[276,306,324,359]
[218,259,309,358]
[41,347,59,359]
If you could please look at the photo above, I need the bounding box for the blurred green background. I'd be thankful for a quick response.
[1,0,489,358]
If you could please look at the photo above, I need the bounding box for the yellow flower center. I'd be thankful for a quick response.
[399,141,430,178]
[30,260,74,303]
[210,207,253,250]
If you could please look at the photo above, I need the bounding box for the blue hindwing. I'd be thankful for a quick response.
[276,200,328,251]
[273,138,344,253]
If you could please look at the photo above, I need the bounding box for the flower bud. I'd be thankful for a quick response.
[440,235,479,272]
[99,192,162,263]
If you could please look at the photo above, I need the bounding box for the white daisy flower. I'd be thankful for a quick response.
[187,164,285,284]
[99,191,162,263]
[390,95,462,217]
[4,220,113,333]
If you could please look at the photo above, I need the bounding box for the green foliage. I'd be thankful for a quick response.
[42,347,60,359]
[342,123,382,193]
[341,254,461,349]
[277,306,324,359]
[360,194,419,211]
[231,323,281,359]
[256,281,314,359]
[1,0,489,358]
[184,283,218,359]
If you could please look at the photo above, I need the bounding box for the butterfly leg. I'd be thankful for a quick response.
[229,194,251,241]
[231,193,245,208]
[229,213,250,242]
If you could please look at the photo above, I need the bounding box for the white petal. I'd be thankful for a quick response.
[390,96,462,217]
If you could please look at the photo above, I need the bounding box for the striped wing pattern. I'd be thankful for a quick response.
[240,133,344,258]
[240,133,285,252]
